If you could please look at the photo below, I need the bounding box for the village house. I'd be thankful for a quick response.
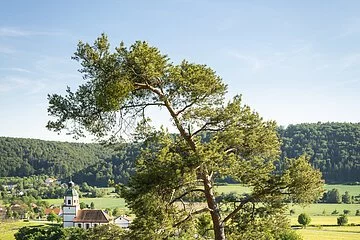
[62,181,110,229]
[114,215,132,228]
[44,206,62,216]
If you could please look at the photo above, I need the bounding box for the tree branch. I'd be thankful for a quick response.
[169,189,205,205]
[120,102,165,109]
[173,207,210,228]
[222,194,256,224]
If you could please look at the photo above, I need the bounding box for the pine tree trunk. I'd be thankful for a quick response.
[203,174,226,240]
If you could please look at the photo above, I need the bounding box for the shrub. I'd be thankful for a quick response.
[343,209,350,215]
[337,214,348,226]
[278,230,303,240]
[298,213,311,228]
[356,210,360,216]
[331,210,339,215]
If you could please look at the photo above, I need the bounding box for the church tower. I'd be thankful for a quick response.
[62,181,80,227]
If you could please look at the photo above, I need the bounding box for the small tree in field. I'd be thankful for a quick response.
[290,209,295,216]
[356,209,360,216]
[337,214,348,226]
[298,213,311,228]
[342,191,352,204]
[331,209,339,215]
[343,209,350,215]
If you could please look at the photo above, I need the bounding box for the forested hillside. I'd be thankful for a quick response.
[0,137,112,177]
[1,122,360,184]
[279,122,360,183]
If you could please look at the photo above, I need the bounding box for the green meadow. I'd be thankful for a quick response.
[324,184,360,196]
[2,184,360,240]
[216,183,360,196]
[288,203,360,217]
[0,221,48,240]
[296,226,360,240]
[46,197,126,209]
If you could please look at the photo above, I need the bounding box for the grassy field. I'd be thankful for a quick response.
[324,184,360,196]
[289,215,360,225]
[0,220,48,240]
[296,226,360,240]
[288,203,360,216]
[216,184,251,194]
[2,184,359,239]
[46,197,126,209]
[216,183,360,196]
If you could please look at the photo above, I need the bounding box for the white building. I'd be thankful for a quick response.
[114,215,132,228]
[62,181,110,228]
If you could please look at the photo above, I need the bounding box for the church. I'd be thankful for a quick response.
[62,181,110,229]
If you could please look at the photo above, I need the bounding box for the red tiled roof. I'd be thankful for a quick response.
[45,208,61,215]
[73,210,110,223]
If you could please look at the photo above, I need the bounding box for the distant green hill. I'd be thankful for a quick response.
[279,122,360,183]
[0,137,140,186]
[1,122,360,185]
[0,137,111,177]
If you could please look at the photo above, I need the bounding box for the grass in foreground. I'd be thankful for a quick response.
[0,220,47,240]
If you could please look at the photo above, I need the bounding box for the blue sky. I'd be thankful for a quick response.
[1,0,360,142]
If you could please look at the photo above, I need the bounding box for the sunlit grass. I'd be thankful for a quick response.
[46,197,126,209]
[0,220,47,240]
[296,226,360,240]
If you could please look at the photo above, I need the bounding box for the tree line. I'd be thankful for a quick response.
[279,122,360,183]
[1,122,360,185]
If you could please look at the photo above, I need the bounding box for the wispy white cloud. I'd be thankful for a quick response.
[0,67,32,73]
[229,44,311,71]
[336,53,360,73]
[229,52,262,70]
[0,27,64,37]
[0,76,46,94]
[0,45,15,54]
[34,56,80,80]
[334,17,360,39]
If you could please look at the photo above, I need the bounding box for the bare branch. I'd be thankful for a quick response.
[222,194,256,224]
[173,207,210,228]
[169,188,205,205]
[191,121,223,137]
[120,102,165,109]
[174,94,208,116]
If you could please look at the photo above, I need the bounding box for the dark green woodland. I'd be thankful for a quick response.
[1,122,359,185]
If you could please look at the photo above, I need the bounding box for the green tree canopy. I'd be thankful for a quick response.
[47,34,323,240]
[337,214,348,226]
[342,191,352,204]
[297,213,311,228]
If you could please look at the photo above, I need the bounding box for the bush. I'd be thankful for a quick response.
[298,213,311,228]
[337,214,348,226]
[342,191,352,204]
[356,210,360,216]
[343,209,350,215]
[278,229,303,240]
[331,210,339,215]
[290,209,295,215]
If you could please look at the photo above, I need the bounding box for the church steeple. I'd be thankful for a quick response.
[63,180,80,227]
